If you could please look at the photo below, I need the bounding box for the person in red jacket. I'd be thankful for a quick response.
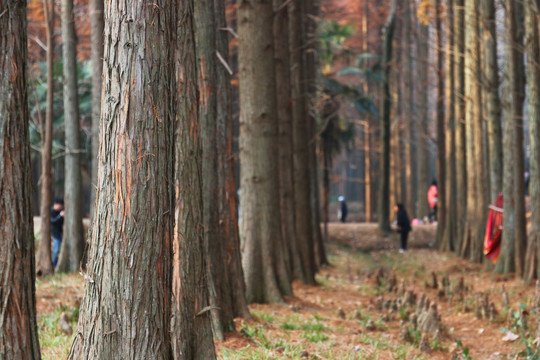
[427,180,438,223]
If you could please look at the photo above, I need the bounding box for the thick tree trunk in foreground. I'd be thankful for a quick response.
[58,0,84,273]
[274,0,304,281]
[441,0,456,252]
[69,2,175,358]
[524,0,540,280]
[90,0,104,215]
[416,22,430,221]
[239,0,292,303]
[454,0,467,254]
[36,0,55,277]
[289,0,316,284]
[481,0,502,202]
[434,0,446,245]
[171,1,216,356]
[0,2,41,357]
[378,0,396,234]
[497,0,526,274]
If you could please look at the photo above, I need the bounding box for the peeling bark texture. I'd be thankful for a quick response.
[481,0,502,202]
[68,2,176,358]
[58,0,84,273]
[36,0,55,277]
[214,0,251,326]
[0,1,41,358]
[525,0,540,280]
[378,0,396,234]
[273,0,304,281]
[239,0,292,303]
[441,0,456,252]
[454,0,467,254]
[90,0,104,216]
[289,0,316,284]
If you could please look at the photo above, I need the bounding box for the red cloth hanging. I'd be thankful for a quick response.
[484,193,503,263]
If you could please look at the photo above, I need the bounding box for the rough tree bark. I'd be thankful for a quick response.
[378,0,396,234]
[274,0,304,281]
[57,0,84,273]
[90,0,104,215]
[524,0,540,280]
[416,19,430,221]
[0,1,42,357]
[441,0,456,252]
[214,0,251,327]
[68,2,176,358]
[171,0,216,357]
[481,0,502,202]
[289,0,316,284]
[36,0,55,277]
[239,0,293,303]
[454,0,467,254]
[497,0,527,274]
[434,0,446,245]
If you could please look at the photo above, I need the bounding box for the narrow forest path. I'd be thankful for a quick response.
[217,224,537,360]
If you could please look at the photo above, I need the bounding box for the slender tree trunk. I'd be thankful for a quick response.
[524,0,540,280]
[214,0,251,324]
[0,1,41,357]
[417,21,430,221]
[441,0,456,252]
[434,0,446,245]
[404,0,417,218]
[274,0,304,281]
[68,1,176,358]
[36,0,55,277]
[378,0,396,234]
[171,1,216,357]
[239,0,292,303]
[362,0,372,223]
[289,0,316,284]
[481,0,502,202]
[454,0,467,254]
[90,0,103,216]
[497,0,527,274]
[57,0,84,273]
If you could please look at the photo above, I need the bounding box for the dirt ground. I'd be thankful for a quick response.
[36,223,540,359]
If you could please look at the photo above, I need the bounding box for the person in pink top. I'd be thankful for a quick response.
[427,180,438,222]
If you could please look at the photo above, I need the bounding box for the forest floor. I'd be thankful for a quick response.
[36,223,539,360]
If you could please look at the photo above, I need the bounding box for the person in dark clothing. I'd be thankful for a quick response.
[51,197,64,268]
[338,196,348,223]
[395,203,412,252]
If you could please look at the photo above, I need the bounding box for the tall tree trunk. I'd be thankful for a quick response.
[481,0,502,202]
[68,1,176,358]
[58,0,84,273]
[434,0,446,245]
[0,1,41,357]
[416,21,430,221]
[404,0,417,218]
[497,0,527,274]
[289,0,316,284]
[378,0,396,234]
[454,0,467,254]
[36,0,55,277]
[214,0,251,325]
[239,0,292,303]
[441,0,456,252]
[90,0,104,216]
[362,0,372,223]
[524,0,540,280]
[274,0,304,281]
[171,1,216,357]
